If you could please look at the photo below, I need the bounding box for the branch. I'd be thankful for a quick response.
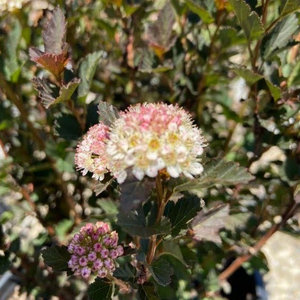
[219,195,300,281]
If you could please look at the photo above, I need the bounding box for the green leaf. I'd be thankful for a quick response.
[33,78,80,109]
[147,1,177,51]
[54,113,82,140]
[279,0,300,18]
[88,278,114,300]
[161,240,186,266]
[137,282,159,300]
[262,14,298,59]
[186,0,214,24]
[41,245,71,272]
[228,0,264,41]
[97,198,119,216]
[149,257,174,286]
[232,65,263,85]
[117,210,171,238]
[42,7,67,55]
[113,263,136,284]
[97,101,120,127]
[1,18,21,82]
[77,51,103,101]
[288,59,300,87]
[164,196,202,237]
[171,158,254,192]
[192,204,229,244]
[265,79,281,101]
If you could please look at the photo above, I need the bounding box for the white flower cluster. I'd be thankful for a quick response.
[0,0,28,13]
[75,103,207,184]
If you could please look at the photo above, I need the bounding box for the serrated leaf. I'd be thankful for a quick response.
[228,0,264,41]
[120,173,154,211]
[288,59,300,87]
[232,65,263,85]
[88,278,114,300]
[97,101,120,126]
[147,1,177,52]
[33,78,80,109]
[186,0,214,23]
[42,7,67,55]
[113,263,136,283]
[41,245,71,272]
[192,204,229,244]
[54,113,82,140]
[30,47,69,79]
[149,257,173,286]
[172,158,254,192]
[279,0,300,18]
[94,178,114,196]
[77,51,103,101]
[164,196,202,237]
[262,14,298,59]
[97,198,119,216]
[138,282,159,300]
[117,210,171,238]
[265,79,281,101]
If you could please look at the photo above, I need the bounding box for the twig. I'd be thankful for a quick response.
[219,195,299,281]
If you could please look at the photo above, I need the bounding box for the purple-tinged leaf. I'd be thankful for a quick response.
[33,77,80,109]
[192,204,229,244]
[97,101,120,127]
[30,46,69,79]
[42,7,67,55]
[146,1,177,54]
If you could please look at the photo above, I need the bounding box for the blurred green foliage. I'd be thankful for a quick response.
[1,0,300,298]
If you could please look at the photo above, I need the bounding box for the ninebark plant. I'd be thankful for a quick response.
[1,0,300,299]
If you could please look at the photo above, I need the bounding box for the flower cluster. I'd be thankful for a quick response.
[67,222,123,279]
[75,103,207,184]
[75,123,110,181]
[0,0,28,13]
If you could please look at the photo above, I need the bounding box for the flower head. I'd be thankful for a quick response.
[107,103,207,183]
[75,103,207,184]
[75,123,110,181]
[0,0,28,13]
[67,222,123,279]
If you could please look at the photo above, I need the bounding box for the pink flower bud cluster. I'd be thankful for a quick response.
[67,222,124,279]
[75,103,207,184]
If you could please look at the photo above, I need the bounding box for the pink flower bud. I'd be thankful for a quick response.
[88,252,97,261]
[94,243,102,252]
[100,249,109,258]
[81,267,91,278]
[79,256,88,266]
[98,268,108,278]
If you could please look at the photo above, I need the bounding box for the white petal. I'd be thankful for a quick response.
[132,168,145,181]
[189,162,203,175]
[146,150,158,160]
[183,171,194,179]
[115,170,127,184]
[145,166,158,178]
[167,165,180,178]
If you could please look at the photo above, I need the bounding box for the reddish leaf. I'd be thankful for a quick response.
[30,46,69,79]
